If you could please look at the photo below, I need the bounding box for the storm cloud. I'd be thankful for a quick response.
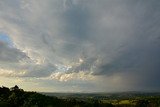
[0,0,160,92]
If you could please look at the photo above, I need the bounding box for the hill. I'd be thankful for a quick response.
[0,85,160,107]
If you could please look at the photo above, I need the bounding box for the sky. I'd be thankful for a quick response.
[0,0,160,92]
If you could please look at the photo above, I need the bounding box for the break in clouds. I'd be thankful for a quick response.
[0,0,160,92]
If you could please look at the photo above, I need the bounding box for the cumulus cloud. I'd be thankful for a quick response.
[0,0,160,91]
[50,71,94,82]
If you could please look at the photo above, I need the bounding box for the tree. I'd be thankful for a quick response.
[10,85,19,91]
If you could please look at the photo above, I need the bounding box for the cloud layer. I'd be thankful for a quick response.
[0,0,160,92]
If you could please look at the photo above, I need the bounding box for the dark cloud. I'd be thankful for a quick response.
[62,2,90,41]
[24,63,56,77]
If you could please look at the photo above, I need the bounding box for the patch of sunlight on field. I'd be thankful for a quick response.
[119,100,130,104]
[101,99,136,105]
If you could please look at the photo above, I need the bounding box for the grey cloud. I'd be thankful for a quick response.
[24,64,56,77]
[0,40,56,78]
[62,1,90,41]
[68,57,98,74]
[0,0,160,91]
[0,41,28,62]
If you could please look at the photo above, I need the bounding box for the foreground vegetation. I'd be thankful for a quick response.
[0,85,160,107]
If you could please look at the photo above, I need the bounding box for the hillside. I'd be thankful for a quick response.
[0,85,160,107]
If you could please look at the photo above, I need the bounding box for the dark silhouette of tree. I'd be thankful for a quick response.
[10,85,19,91]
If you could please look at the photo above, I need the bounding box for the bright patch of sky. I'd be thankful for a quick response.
[0,33,14,47]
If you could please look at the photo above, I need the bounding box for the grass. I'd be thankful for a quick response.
[101,99,137,106]
[119,100,130,104]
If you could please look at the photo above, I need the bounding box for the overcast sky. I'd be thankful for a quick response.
[0,0,160,92]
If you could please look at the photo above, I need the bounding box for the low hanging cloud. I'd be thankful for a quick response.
[0,0,160,91]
